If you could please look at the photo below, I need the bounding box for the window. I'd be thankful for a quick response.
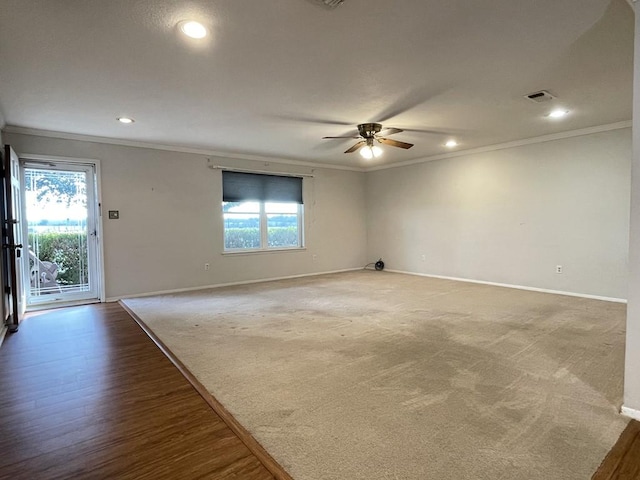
[222,171,303,251]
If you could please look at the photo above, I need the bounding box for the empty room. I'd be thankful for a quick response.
[1,1,639,479]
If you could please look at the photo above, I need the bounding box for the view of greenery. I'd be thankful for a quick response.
[29,170,84,206]
[25,168,88,290]
[223,201,301,250]
[224,227,299,249]
[28,232,88,286]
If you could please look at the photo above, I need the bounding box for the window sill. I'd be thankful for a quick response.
[222,247,307,257]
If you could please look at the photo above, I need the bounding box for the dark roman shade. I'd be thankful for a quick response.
[222,171,303,204]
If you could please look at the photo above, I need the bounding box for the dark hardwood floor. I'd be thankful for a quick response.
[0,303,278,480]
[592,419,640,480]
[1,302,638,480]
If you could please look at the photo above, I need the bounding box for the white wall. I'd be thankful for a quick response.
[366,128,632,299]
[623,4,640,417]
[2,132,367,299]
[2,126,633,303]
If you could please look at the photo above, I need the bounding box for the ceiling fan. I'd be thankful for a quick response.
[322,123,413,159]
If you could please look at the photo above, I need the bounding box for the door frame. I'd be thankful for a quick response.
[19,154,105,307]
[2,145,25,331]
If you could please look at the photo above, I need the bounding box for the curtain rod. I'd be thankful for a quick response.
[208,165,315,178]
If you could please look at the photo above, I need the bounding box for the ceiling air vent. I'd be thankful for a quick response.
[312,0,345,8]
[525,90,556,103]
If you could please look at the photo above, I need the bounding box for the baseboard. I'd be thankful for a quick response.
[386,269,627,304]
[621,406,640,421]
[0,325,7,349]
[107,267,363,302]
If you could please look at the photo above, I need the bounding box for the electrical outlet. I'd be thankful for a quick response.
[556,265,563,274]
[312,254,317,262]
[204,263,210,271]
[421,254,426,261]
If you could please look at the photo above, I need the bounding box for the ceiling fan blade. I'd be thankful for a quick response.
[345,140,366,153]
[271,114,353,126]
[376,84,448,123]
[378,137,414,149]
[400,127,468,135]
[377,127,403,137]
[322,136,362,139]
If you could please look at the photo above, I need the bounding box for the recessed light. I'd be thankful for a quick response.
[548,109,569,119]
[179,20,208,39]
[117,117,134,124]
[445,140,458,148]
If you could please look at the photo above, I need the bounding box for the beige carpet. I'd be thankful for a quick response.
[122,271,628,480]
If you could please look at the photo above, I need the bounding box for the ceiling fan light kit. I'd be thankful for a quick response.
[360,144,382,159]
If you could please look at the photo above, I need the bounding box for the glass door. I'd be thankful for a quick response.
[22,161,101,306]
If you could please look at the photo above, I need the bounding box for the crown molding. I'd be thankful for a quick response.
[1,125,365,173]
[4,121,632,175]
[365,120,632,172]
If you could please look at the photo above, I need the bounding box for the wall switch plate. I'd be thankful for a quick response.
[108,210,119,219]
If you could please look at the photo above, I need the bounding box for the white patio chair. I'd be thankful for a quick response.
[29,250,60,291]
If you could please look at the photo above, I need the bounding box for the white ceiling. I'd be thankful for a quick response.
[0,0,634,169]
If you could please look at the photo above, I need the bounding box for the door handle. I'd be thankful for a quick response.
[3,243,22,249]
